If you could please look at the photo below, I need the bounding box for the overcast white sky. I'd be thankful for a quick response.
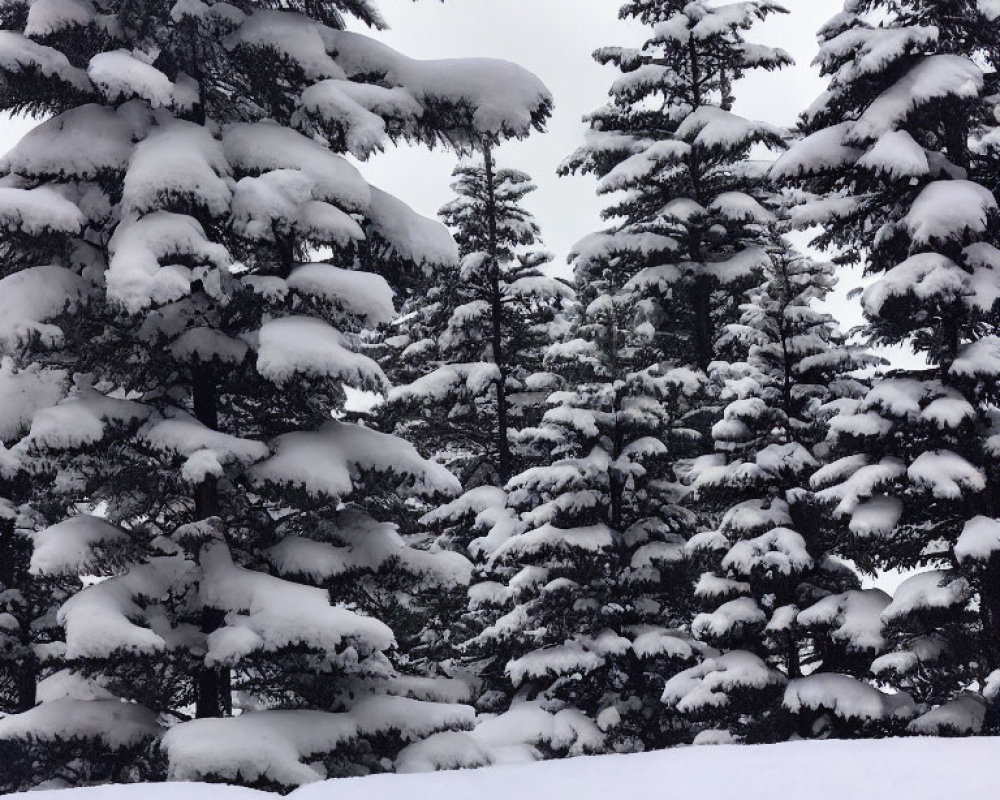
[353,0,845,274]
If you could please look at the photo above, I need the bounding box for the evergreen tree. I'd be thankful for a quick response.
[0,0,551,790]
[664,244,892,742]
[375,153,570,679]
[773,0,1000,736]
[467,0,795,752]
[381,153,570,491]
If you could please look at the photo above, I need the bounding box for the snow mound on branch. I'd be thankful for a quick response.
[662,650,785,713]
[163,698,474,788]
[30,514,127,577]
[797,589,890,652]
[162,711,357,787]
[955,515,1000,563]
[908,694,988,736]
[251,421,461,500]
[107,212,230,313]
[1,104,143,179]
[783,674,914,721]
[255,316,388,390]
[368,187,458,266]
[200,541,395,665]
[0,186,84,235]
[287,263,396,327]
[0,361,64,439]
[881,570,972,622]
[903,180,997,247]
[268,509,472,588]
[27,384,149,450]
[0,698,159,750]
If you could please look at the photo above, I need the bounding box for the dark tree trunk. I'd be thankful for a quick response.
[483,143,513,484]
[192,364,231,718]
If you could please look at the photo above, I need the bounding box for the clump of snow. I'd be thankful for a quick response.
[251,421,460,500]
[30,514,127,577]
[783,674,914,722]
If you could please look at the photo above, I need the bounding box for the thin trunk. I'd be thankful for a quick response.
[13,658,37,712]
[483,143,513,484]
[192,364,231,718]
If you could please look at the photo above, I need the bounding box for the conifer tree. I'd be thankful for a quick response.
[0,0,551,790]
[381,154,570,491]
[467,0,795,752]
[663,244,892,742]
[773,0,1000,736]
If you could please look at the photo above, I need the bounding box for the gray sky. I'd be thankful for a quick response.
[353,0,845,276]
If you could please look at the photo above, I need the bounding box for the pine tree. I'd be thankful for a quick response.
[663,243,893,742]
[773,0,1000,736]
[374,153,570,683]
[381,154,570,492]
[467,0,795,752]
[0,0,551,790]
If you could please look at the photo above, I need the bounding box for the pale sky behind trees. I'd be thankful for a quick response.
[353,0,845,276]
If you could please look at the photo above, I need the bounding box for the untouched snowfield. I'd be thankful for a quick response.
[11,737,998,800]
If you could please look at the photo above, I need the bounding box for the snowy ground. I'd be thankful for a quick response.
[12,737,997,800]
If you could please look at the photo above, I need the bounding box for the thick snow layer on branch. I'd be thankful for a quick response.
[107,212,230,313]
[162,711,357,787]
[141,410,269,467]
[853,56,983,142]
[223,122,370,211]
[123,120,231,217]
[662,651,785,713]
[797,589,890,652]
[255,316,387,389]
[88,50,195,109]
[0,361,63,440]
[0,265,87,354]
[770,123,860,178]
[907,450,985,499]
[882,570,972,622]
[27,385,149,450]
[1,104,143,179]
[287,263,396,327]
[903,181,997,247]
[0,186,84,235]
[30,514,127,577]
[783,675,914,721]
[268,509,471,588]
[368,187,458,266]
[492,523,614,560]
[58,556,194,658]
[908,694,988,736]
[324,30,551,139]
[955,515,1000,563]
[0,698,159,749]
[251,421,460,499]
[200,541,394,665]
[0,30,92,91]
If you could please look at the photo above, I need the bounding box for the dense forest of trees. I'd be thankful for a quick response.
[0,0,999,793]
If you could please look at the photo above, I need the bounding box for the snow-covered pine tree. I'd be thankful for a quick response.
[664,243,894,742]
[377,154,571,677]
[561,0,791,378]
[0,0,551,790]
[772,0,1000,736]
[464,0,793,751]
[382,154,570,491]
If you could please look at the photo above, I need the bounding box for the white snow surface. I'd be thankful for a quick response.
[7,737,1000,800]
